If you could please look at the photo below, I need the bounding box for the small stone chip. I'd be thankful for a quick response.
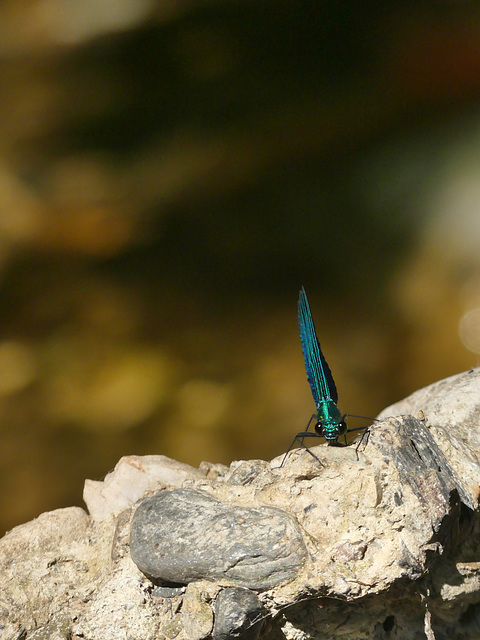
[213,587,264,640]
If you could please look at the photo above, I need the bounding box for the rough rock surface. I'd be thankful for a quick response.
[378,367,480,510]
[1,368,480,639]
[84,454,206,521]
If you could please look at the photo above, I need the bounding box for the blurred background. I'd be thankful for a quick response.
[1,0,480,534]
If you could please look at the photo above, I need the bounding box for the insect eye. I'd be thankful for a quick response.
[314,422,324,436]
[338,421,348,436]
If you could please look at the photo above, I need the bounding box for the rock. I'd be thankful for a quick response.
[1,369,480,639]
[367,414,470,518]
[129,488,307,589]
[227,459,269,485]
[70,565,158,640]
[213,587,264,640]
[83,454,205,521]
[0,507,103,638]
[181,581,218,640]
[378,367,480,509]
[152,585,186,598]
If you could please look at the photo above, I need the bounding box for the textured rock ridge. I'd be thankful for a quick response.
[0,368,480,639]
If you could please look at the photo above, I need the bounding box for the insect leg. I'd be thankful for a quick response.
[279,430,323,468]
[343,414,380,422]
[354,428,371,460]
[278,413,317,467]
[304,413,317,433]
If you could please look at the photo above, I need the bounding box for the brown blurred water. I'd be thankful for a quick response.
[0,1,480,533]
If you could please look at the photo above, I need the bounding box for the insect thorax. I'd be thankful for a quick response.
[315,399,345,439]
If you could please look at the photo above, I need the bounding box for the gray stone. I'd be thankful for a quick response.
[213,587,264,640]
[366,414,470,516]
[129,488,307,589]
[378,367,480,509]
[152,585,186,598]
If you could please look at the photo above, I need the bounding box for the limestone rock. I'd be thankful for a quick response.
[1,369,480,639]
[83,454,205,521]
[0,507,104,639]
[181,581,217,640]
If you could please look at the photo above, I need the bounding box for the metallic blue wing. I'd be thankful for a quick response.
[298,288,338,407]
